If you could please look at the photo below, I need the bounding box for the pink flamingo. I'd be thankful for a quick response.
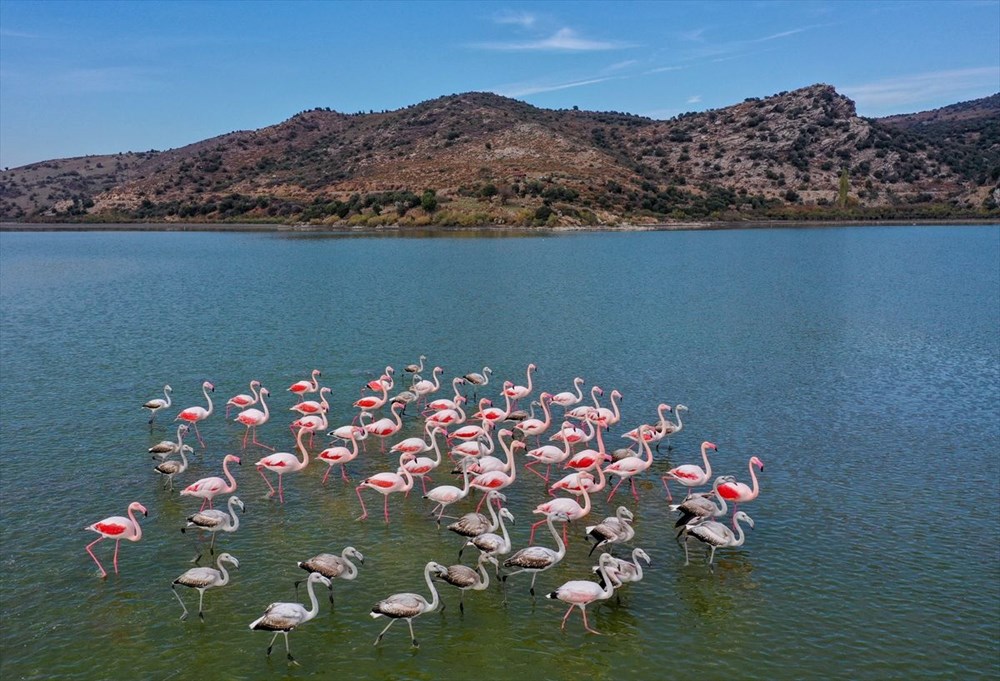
[549,377,585,409]
[226,380,260,418]
[181,454,240,510]
[564,417,610,472]
[448,421,492,444]
[529,480,593,544]
[604,425,656,502]
[354,381,388,411]
[662,440,717,502]
[411,366,444,404]
[175,381,215,448]
[256,427,311,504]
[290,386,331,416]
[423,377,466,413]
[450,432,495,460]
[550,418,595,448]
[84,501,147,578]
[356,453,414,522]
[366,366,394,392]
[469,429,523,511]
[390,421,438,457]
[525,430,572,484]
[363,401,405,452]
[235,387,273,450]
[503,363,537,409]
[514,392,553,445]
[566,385,604,421]
[717,456,764,511]
[317,429,367,484]
[424,397,467,431]
[401,427,447,495]
[289,409,328,449]
[471,394,512,425]
[423,458,474,522]
[143,384,172,425]
[288,369,321,401]
[545,552,618,635]
[328,412,371,443]
[551,465,606,496]
[621,403,672,448]
[589,389,623,430]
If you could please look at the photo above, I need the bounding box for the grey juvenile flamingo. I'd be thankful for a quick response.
[370,561,448,647]
[172,552,239,620]
[250,571,331,665]
[295,546,364,605]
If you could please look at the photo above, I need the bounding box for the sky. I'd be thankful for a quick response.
[1,0,998,170]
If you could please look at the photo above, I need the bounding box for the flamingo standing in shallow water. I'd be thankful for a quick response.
[462,366,492,400]
[717,456,764,512]
[289,409,328,449]
[256,428,310,504]
[181,494,245,561]
[175,381,214,448]
[603,426,656,502]
[662,440,717,502]
[503,510,569,597]
[354,381,388,412]
[370,561,448,648]
[143,384,172,425]
[434,553,497,614]
[235,388,273,450]
[530,480,593,544]
[356,453,414,522]
[288,369,321,401]
[226,380,260,418]
[400,427,447,495]
[585,506,635,556]
[172,552,239,621]
[503,363,537,409]
[250,571,331,665]
[424,377,466,413]
[290,386,331,417]
[364,402,405,452]
[684,511,755,567]
[149,424,191,460]
[180,454,240,510]
[546,552,618,635]
[549,377,585,409]
[296,546,364,606]
[317,430,366,484]
[424,457,474,522]
[404,355,427,374]
[84,501,147,578]
[153,444,189,490]
[671,474,734,536]
[446,490,506,538]
[469,430,522,511]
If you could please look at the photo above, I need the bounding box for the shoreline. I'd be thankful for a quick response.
[1,218,997,233]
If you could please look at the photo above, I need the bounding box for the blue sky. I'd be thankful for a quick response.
[1,0,998,169]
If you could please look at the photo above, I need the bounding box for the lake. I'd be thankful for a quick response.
[1,225,997,680]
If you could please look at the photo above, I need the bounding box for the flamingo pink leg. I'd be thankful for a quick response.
[112,539,121,574]
[355,486,369,520]
[85,538,107,578]
[341,464,350,482]
[607,478,627,502]
[258,468,277,498]
[321,467,333,485]
[383,495,390,523]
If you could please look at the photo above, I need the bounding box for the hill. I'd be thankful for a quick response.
[2,84,998,226]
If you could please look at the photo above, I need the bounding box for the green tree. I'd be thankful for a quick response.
[838,169,850,208]
[421,189,437,212]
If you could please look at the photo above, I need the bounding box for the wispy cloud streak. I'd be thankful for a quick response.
[472,27,633,52]
[842,67,1000,109]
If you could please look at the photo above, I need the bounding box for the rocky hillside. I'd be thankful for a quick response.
[2,84,998,226]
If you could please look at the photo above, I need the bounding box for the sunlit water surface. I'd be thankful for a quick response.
[1,226,997,680]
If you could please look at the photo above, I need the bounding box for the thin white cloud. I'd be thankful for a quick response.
[472,28,633,51]
[842,67,1000,110]
[0,28,39,39]
[687,95,702,104]
[492,10,537,29]
[602,60,638,74]
[645,65,685,74]
[496,76,621,98]
[679,27,708,42]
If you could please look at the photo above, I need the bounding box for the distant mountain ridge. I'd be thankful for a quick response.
[2,84,998,225]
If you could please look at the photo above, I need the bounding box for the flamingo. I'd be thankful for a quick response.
[390,389,418,414]
[662,440,718,502]
[671,474,734,535]
[596,548,651,599]
[503,363,537,409]
[424,457,474,522]
[550,418,595,448]
[290,386,331,416]
[153,444,189,490]
[657,403,687,450]
[566,385,604,421]
[462,366,492,400]
[250,571,332,664]
[404,354,427,374]
[371,561,448,648]
[354,381,388,411]
[363,401,405,452]
[149,424,191,460]
[450,432,495,460]
[529,480,593,545]
[585,506,635,556]
[604,426,656,502]
[226,380,260,418]
[434,553,497,614]
[525,434,573,485]
[423,396,467,430]
[446,490,505,538]
[471,394,511,425]
[355,453,414,522]
[469,430,522,511]
[448,421,492,444]
[621,403,673,449]
[684,511,755,567]
[400,427,447,495]
[181,494,245,561]
[460,507,515,569]
[551,467,606,497]
[172,552,239,621]
[288,369,321,401]
[503,510,569,597]
[84,501,147,578]
[717,456,764,511]
[549,377,585,409]
[411,366,444,404]
[390,421,438,457]
[235,387,273,450]
[289,409,328,449]
[327,411,372,443]
[546,552,618,635]
[296,546,364,605]
[366,365,394,392]
[423,377,466,413]
[175,381,214,448]
[143,384,172,425]
[458,431,510,475]
[589,389,623,430]
[180,454,240,510]
[514,391,553,446]
[564,417,610,472]
[317,429,366,483]
[256,427,310,504]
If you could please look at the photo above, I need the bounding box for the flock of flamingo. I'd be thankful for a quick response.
[86,358,765,663]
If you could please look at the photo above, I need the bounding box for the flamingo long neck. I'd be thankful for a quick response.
[476,558,490,589]
[295,429,310,469]
[498,512,511,550]
[459,461,473,495]
[711,479,729,516]
[259,390,269,419]
[216,559,232,586]
[423,564,441,612]
[486,494,501,530]
[249,381,260,402]
[595,562,616,600]
[630,551,645,580]
[391,403,403,429]
[609,392,621,421]
[655,404,670,431]
[309,371,320,391]
[222,458,237,492]
[590,464,606,491]
[177,447,189,470]
[746,460,760,499]
[548,513,566,559]
[227,499,241,531]
[202,384,214,416]
[578,486,592,516]
[341,552,359,579]
[399,465,414,492]
[304,576,322,620]
[175,425,187,448]
[127,505,144,541]
[428,430,443,467]
[700,444,713,479]
[430,369,441,391]
[539,397,552,428]
[163,386,172,407]
[572,378,584,402]
[524,366,534,394]
[639,435,654,469]
[320,387,331,411]
[452,378,464,400]
[594,421,606,458]
[672,406,684,431]
[731,516,748,547]
[591,387,603,409]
